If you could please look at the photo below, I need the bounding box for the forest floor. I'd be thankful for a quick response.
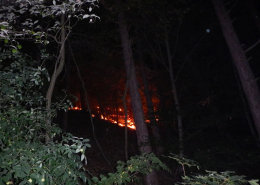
[55,110,176,185]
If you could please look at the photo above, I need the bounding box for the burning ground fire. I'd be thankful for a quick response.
[100,114,136,130]
[69,106,82,110]
[69,106,136,130]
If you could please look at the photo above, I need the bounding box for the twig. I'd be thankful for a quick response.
[227,0,238,14]
[245,39,260,53]
[175,32,207,82]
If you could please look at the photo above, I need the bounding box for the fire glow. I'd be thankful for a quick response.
[118,119,136,130]
[69,106,82,110]
[92,113,136,130]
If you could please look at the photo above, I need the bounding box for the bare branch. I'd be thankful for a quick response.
[175,32,207,82]
[144,35,170,72]
[227,0,238,14]
[245,39,260,53]
[171,25,181,61]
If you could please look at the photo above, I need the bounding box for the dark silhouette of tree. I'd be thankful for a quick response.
[117,4,159,184]
[212,0,260,142]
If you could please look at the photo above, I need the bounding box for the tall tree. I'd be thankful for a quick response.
[138,37,163,155]
[139,0,187,157]
[117,4,159,185]
[212,0,260,141]
[45,14,66,142]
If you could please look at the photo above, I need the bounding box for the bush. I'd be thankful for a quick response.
[0,50,90,184]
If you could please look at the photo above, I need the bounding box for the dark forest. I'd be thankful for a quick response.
[0,0,260,184]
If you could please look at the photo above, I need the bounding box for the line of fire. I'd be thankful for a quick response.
[68,90,161,130]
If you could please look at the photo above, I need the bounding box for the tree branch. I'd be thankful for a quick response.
[68,40,114,172]
[245,39,260,53]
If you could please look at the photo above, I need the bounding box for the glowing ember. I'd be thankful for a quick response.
[117,121,136,130]
[69,106,82,110]
[94,108,136,130]
[128,124,136,130]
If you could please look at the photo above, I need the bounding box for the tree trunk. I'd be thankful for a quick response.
[138,38,163,155]
[45,14,66,142]
[80,86,87,110]
[62,58,71,132]
[122,80,129,160]
[212,0,260,141]
[115,92,119,126]
[165,28,184,157]
[118,8,159,185]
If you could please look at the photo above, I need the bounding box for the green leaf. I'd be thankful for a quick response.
[230,175,243,181]
[83,139,90,142]
[249,180,259,185]
[92,177,99,183]
[12,49,18,53]
[17,45,22,49]
[22,164,31,175]
[151,157,160,163]
[81,154,85,161]
[4,39,8,43]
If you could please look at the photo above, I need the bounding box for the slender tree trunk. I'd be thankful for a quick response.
[80,87,87,110]
[118,8,159,185]
[69,40,113,171]
[138,38,163,155]
[115,93,119,126]
[62,58,71,132]
[122,80,129,160]
[165,28,184,157]
[212,0,260,141]
[45,14,66,142]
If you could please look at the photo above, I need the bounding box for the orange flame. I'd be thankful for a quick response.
[69,106,82,110]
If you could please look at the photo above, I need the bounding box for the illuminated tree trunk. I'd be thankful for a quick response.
[118,8,159,185]
[212,0,260,141]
